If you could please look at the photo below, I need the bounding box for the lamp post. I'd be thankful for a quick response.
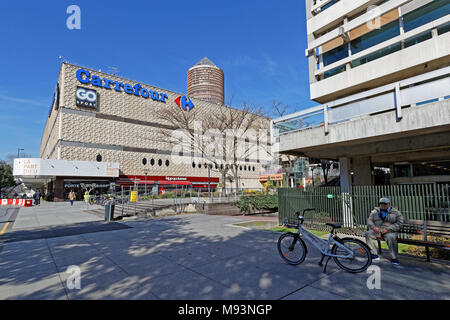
[308,164,319,187]
[17,148,24,158]
[144,171,148,196]
[207,164,211,200]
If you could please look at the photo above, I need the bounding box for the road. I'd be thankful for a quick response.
[0,206,18,236]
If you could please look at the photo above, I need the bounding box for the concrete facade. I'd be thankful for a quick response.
[272,0,450,186]
[305,0,450,103]
[40,63,269,192]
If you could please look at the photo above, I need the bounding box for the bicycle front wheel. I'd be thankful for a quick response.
[277,233,307,265]
[332,238,372,273]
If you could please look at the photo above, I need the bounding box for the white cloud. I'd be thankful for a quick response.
[0,94,48,106]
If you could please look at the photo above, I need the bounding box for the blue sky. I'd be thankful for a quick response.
[0,0,317,160]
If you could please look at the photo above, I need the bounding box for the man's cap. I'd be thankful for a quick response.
[379,197,390,204]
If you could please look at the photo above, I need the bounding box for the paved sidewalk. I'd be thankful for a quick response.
[0,212,449,300]
[12,201,102,230]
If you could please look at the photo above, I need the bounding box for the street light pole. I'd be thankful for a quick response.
[144,171,148,196]
[208,164,211,200]
[17,148,24,158]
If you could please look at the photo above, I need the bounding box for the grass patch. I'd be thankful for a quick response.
[379,241,410,254]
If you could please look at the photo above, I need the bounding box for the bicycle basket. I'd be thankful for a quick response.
[284,218,299,229]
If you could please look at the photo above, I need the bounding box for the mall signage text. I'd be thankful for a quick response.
[76,69,168,103]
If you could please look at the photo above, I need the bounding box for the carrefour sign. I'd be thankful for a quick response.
[76,69,168,103]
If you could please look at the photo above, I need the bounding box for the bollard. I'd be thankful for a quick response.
[104,202,111,222]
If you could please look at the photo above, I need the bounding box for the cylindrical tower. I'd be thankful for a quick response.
[187,57,224,105]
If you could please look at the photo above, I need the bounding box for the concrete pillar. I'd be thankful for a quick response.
[339,157,353,228]
[54,177,65,202]
[353,157,373,186]
[339,157,352,191]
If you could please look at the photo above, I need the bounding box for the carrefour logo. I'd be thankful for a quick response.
[174,96,194,111]
[76,69,167,103]
[76,86,98,108]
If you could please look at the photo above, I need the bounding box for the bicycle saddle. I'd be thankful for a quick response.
[326,223,342,229]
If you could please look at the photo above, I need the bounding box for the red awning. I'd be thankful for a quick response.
[157,181,191,185]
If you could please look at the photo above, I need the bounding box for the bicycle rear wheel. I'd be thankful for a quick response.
[332,238,372,273]
[277,233,307,265]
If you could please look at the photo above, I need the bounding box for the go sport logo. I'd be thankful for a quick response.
[76,86,98,109]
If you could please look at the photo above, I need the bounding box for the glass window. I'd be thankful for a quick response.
[351,20,400,54]
[351,43,401,68]
[413,161,450,176]
[437,21,450,35]
[165,160,170,167]
[319,0,340,12]
[394,164,411,177]
[403,0,450,33]
[142,158,147,165]
[150,159,155,166]
[96,154,102,162]
[158,159,162,166]
[323,43,348,66]
[404,31,432,48]
[324,65,346,79]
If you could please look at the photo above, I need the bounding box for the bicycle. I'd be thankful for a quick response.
[277,208,372,273]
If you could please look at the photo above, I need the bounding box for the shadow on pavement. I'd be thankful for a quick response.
[0,214,449,300]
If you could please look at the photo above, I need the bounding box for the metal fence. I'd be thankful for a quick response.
[271,66,450,137]
[278,184,450,234]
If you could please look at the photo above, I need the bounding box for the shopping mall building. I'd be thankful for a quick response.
[14,60,269,201]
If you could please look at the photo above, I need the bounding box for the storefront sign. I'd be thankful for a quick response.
[76,86,98,108]
[22,159,39,175]
[105,163,119,176]
[165,177,187,181]
[174,96,194,111]
[76,68,168,103]
[258,174,284,182]
[64,182,110,188]
[130,191,138,202]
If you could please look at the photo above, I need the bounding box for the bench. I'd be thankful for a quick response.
[377,219,450,262]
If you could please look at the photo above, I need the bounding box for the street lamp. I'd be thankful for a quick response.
[17,148,24,158]
[207,164,211,200]
[144,171,148,196]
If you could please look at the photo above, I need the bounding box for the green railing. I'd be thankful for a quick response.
[278,184,450,235]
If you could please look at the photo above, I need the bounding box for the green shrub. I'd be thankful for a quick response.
[159,192,175,199]
[235,194,278,214]
[404,235,450,260]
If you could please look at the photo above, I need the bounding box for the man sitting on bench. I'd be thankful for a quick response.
[365,197,404,266]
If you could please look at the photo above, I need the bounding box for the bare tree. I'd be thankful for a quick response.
[271,101,300,187]
[147,100,271,194]
[309,158,333,185]
[5,153,33,166]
